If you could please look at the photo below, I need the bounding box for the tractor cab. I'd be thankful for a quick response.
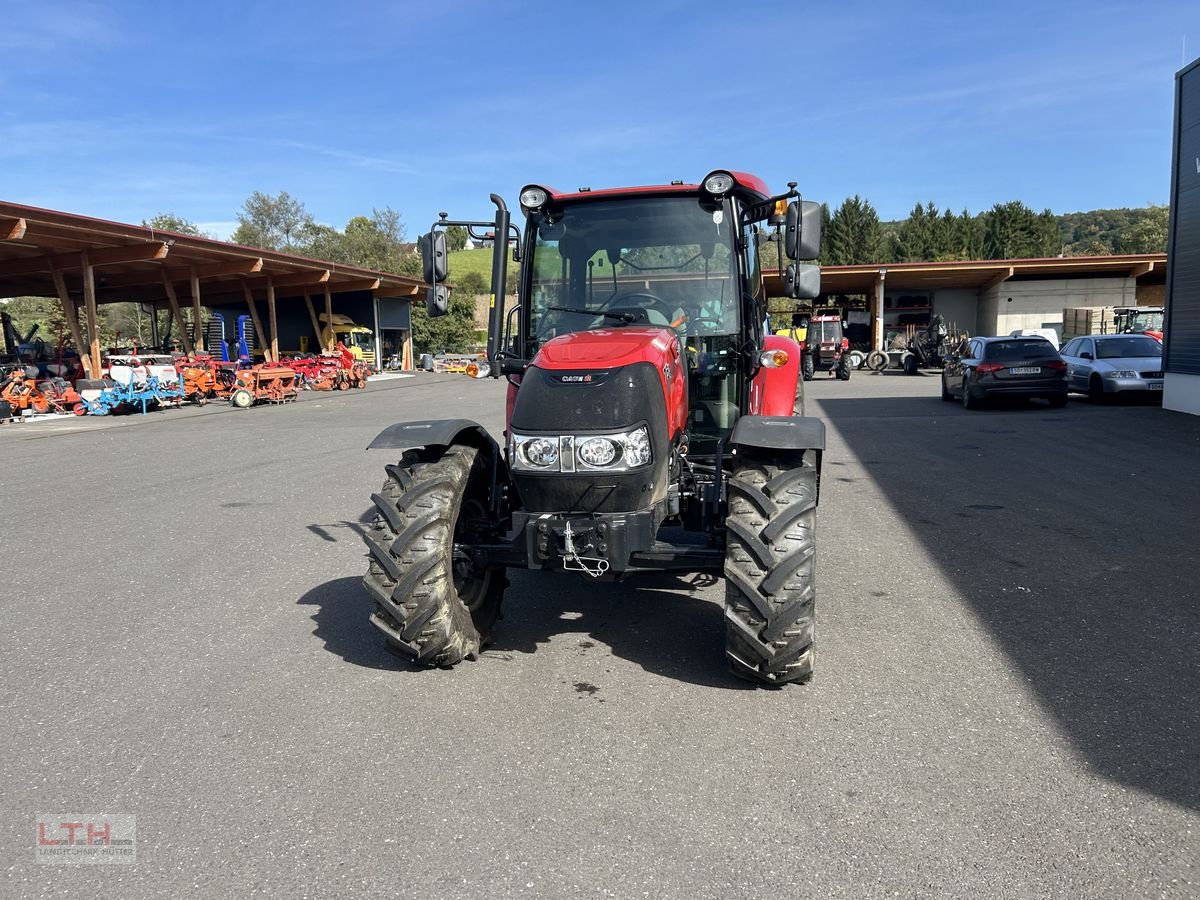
[520,190,749,456]
[1113,306,1164,341]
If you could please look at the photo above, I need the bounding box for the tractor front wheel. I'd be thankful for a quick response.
[724,453,817,685]
[363,444,505,667]
[801,353,814,382]
[836,354,852,380]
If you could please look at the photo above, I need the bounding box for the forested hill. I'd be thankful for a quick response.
[1053,206,1170,256]
[862,200,1168,266]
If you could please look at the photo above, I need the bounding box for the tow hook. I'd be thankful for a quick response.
[562,521,610,578]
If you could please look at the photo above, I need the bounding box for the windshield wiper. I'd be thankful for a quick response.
[547,305,637,323]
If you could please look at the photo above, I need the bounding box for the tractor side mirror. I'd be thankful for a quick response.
[427,284,450,318]
[420,232,448,285]
[785,200,822,260]
[786,263,821,300]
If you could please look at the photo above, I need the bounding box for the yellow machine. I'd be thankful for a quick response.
[318,313,376,366]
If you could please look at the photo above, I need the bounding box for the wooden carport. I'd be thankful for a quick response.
[765,253,1168,350]
[0,201,423,377]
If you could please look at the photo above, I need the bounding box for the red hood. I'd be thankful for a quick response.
[527,327,687,439]
[532,327,679,369]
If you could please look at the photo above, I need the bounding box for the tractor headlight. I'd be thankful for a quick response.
[703,171,735,195]
[577,436,618,467]
[519,185,550,212]
[619,425,652,468]
[510,425,653,473]
[520,436,560,468]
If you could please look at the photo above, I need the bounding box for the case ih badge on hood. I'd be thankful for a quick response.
[363,171,827,686]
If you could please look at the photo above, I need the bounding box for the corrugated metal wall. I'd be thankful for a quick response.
[1166,60,1200,375]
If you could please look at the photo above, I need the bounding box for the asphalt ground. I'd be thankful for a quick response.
[1,369,1197,898]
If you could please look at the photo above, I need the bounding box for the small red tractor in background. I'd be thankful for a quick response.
[363,170,827,685]
[1113,306,1164,342]
[800,313,852,381]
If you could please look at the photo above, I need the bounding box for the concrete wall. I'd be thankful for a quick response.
[930,288,979,335]
[977,277,1137,337]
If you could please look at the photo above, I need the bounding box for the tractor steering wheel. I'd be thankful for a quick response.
[598,291,678,327]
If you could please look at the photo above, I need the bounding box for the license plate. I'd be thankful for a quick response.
[1149,383,1163,391]
[1009,366,1040,375]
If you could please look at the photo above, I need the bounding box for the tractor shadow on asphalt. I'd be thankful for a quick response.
[298,576,402,671]
[817,392,1200,813]
[297,571,756,689]
[484,570,757,690]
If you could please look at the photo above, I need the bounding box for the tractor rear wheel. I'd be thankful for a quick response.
[801,353,814,382]
[363,444,505,667]
[724,453,817,685]
[836,354,852,380]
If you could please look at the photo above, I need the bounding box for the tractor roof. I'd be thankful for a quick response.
[542,171,772,205]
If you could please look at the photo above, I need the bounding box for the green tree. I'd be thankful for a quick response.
[826,196,884,265]
[456,271,488,296]
[892,201,940,262]
[143,213,207,237]
[1117,205,1168,253]
[445,225,468,252]
[982,201,1052,259]
[231,191,315,251]
[410,289,477,354]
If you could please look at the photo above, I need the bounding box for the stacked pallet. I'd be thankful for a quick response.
[1062,306,1114,339]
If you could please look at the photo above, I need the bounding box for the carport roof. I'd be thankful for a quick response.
[0,200,424,304]
[765,253,1168,297]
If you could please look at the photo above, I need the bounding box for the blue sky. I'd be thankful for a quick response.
[2,1,1196,241]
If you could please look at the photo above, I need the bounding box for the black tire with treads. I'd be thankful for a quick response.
[362,444,504,667]
[723,453,817,685]
[801,353,814,381]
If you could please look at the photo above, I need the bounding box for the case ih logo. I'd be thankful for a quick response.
[36,814,136,865]
[559,374,593,383]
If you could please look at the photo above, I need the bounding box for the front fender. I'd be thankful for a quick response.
[728,414,825,503]
[749,335,802,416]
[367,418,499,458]
[728,414,825,453]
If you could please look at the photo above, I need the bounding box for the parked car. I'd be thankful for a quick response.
[1059,334,1164,402]
[941,336,1068,409]
[1008,327,1061,350]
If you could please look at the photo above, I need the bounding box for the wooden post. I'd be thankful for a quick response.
[240,283,268,361]
[266,276,279,363]
[48,263,93,378]
[161,274,194,354]
[81,251,102,377]
[190,265,204,352]
[873,271,886,352]
[323,284,334,351]
[302,292,323,352]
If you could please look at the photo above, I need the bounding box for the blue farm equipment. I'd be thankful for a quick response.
[237,315,256,364]
[74,373,185,416]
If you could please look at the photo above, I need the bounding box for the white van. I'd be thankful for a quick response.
[1008,328,1060,350]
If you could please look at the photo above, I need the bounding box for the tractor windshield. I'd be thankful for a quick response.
[811,320,843,343]
[526,196,740,344]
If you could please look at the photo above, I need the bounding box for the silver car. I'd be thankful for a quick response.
[1059,334,1164,402]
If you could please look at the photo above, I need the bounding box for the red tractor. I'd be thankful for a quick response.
[800,313,852,381]
[363,171,826,685]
